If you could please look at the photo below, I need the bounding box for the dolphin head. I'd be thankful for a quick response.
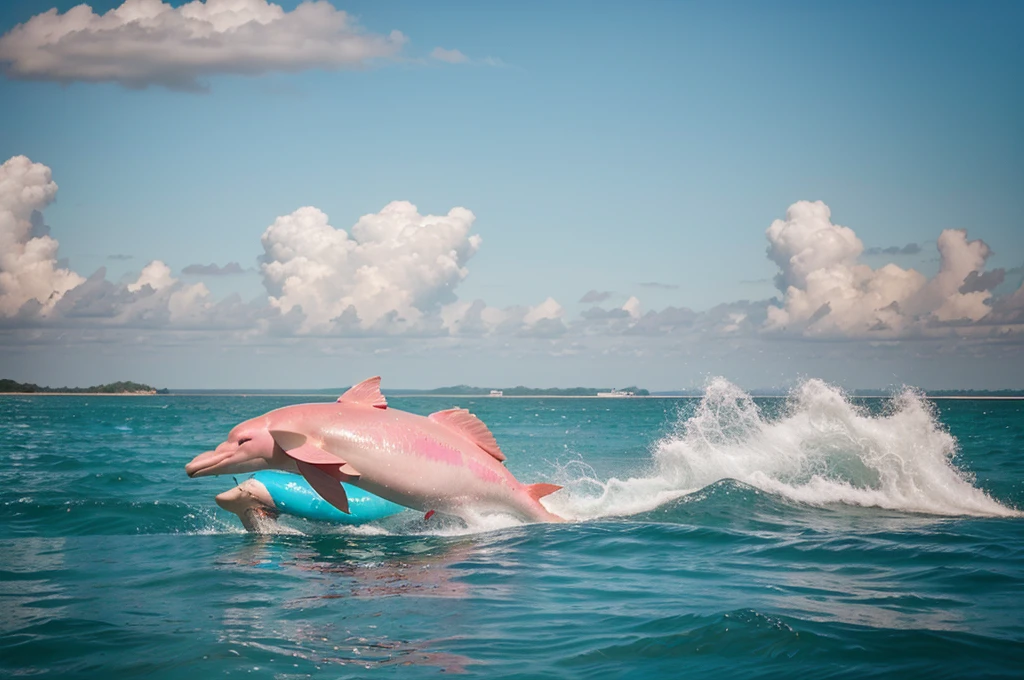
[186,417,287,477]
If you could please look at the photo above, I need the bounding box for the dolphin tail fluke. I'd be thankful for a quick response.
[526,483,562,501]
[524,483,565,522]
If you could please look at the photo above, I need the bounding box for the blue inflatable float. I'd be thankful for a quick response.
[215,470,408,529]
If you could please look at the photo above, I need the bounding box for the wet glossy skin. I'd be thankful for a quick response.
[187,401,562,523]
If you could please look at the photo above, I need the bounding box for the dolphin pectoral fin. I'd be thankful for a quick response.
[269,430,341,465]
[312,462,360,483]
[295,460,351,514]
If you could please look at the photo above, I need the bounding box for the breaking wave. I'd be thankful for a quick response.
[546,378,1020,520]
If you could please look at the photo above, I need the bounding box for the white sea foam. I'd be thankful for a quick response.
[202,378,1018,536]
[338,509,526,538]
[545,378,1020,520]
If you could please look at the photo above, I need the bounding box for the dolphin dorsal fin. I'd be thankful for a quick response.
[429,408,506,462]
[338,376,387,409]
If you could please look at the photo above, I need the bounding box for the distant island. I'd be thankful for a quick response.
[915,389,1024,398]
[7,380,1018,398]
[0,379,166,395]
[394,385,651,397]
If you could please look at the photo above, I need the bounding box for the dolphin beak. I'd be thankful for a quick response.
[186,445,273,478]
[186,449,228,477]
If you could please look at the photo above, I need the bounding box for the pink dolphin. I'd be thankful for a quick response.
[185,377,563,523]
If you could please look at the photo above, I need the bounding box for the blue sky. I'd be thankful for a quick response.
[0,0,1022,390]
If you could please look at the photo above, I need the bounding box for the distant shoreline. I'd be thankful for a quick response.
[2,392,1022,400]
[0,391,157,396]
[0,379,161,396]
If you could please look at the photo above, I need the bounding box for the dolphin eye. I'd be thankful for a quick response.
[238,437,252,446]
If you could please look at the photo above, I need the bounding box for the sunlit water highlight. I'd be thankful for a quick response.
[1,381,1022,678]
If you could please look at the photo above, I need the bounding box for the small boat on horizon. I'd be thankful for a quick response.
[597,388,635,398]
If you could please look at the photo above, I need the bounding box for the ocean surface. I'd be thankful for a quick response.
[2,379,1023,678]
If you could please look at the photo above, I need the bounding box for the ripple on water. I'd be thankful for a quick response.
[0,393,1023,678]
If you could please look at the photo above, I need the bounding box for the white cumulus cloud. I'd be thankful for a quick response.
[522,297,564,326]
[0,0,408,90]
[764,200,1001,337]
[168,280,212,323]
[921,229,994,323]
[5,154,1020,358]
[766,200,864,292]
[0,155,84,317]
[622,296,642,320]
[260,201,481,333]
[127,260,176,292]
[115,260,213,325]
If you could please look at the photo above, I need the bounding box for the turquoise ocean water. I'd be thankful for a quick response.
[2,379,1023,678]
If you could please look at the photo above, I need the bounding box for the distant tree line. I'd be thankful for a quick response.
[0,379,164,394]
[418,385,651,396]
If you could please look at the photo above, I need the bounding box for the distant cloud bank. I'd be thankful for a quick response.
[579,290,612,304]
[182,262,246,276]
[1,154,1022,352]
[0,0,410,90]
[865,243,922,256]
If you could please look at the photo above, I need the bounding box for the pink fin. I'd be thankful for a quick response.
[428,408,506,462]
[314,462,359,483]
[318,465,345,481]
[296,460,351,514]
[269,430,341,465]
[338,376,387,409]
[526,483,562,501]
